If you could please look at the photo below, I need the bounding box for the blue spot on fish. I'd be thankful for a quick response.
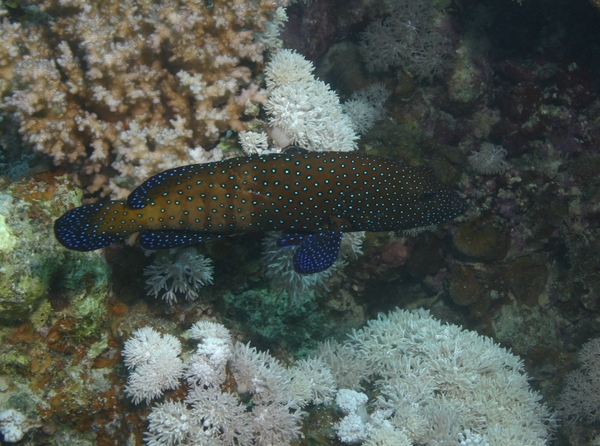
[139,230,221,250]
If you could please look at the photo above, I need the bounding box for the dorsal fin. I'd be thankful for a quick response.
[282,145,310,155]
[127,164,202,209]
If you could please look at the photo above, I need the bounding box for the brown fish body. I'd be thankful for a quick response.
[55,151,464,252]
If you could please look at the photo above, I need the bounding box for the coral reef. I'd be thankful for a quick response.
[359,0,454,81]
[0,0,287,197]
[123,312,554,446]
[0,171,110,331]
[2,0,600,444]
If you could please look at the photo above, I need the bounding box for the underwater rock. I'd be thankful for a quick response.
[447,263,487,307]
[452,218,510,260]
[406,234,447,279]
[0,173,110,330]
[0,408,42,443]
[446,43,490,108]
[503,254,548,307]
[447,263,500,307]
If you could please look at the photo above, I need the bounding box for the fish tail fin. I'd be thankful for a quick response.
[54,201,131,251]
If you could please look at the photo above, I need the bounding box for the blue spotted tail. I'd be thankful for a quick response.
[54,201,128,251]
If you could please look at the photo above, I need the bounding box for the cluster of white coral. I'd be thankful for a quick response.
[123,310,555,446]
[184,321,232,388]
[321,309,555,445]
[359,0,453,81]
[238,51,389,155]
[342,83,391,135]
[334,389,372,442]
[122,326,184,404]
[238,130,271,155]
[144,247,214,304]
[239,49,360,154]
[0,409,42,443]
[124,321,335,445]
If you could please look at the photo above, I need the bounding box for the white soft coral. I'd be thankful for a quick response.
[183,321,233,388]
[144,247,213,304]
[468,143,510,175]
[558,337,600,427]
[122,326,184,404]
[264,49,358,152]
[124,322,306,446]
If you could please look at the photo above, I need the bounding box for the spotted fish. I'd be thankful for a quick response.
[54,151,464,273]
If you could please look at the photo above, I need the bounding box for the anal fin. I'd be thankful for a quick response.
[139,230,220,250]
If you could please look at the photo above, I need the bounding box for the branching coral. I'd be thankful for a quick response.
[0,0,287,197]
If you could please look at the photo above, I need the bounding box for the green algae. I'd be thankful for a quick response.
[0,348,29,374]
[223,286,336,358]
[0,174,110,339]
[53,254,110,340]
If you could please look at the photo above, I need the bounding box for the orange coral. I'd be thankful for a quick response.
[0,0,287,197]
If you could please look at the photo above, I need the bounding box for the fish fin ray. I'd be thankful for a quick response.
[282,145,310,155]
[139,230,219,250]
[128,164,204,209]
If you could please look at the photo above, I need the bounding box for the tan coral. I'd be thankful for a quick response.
[0,0,286,197]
